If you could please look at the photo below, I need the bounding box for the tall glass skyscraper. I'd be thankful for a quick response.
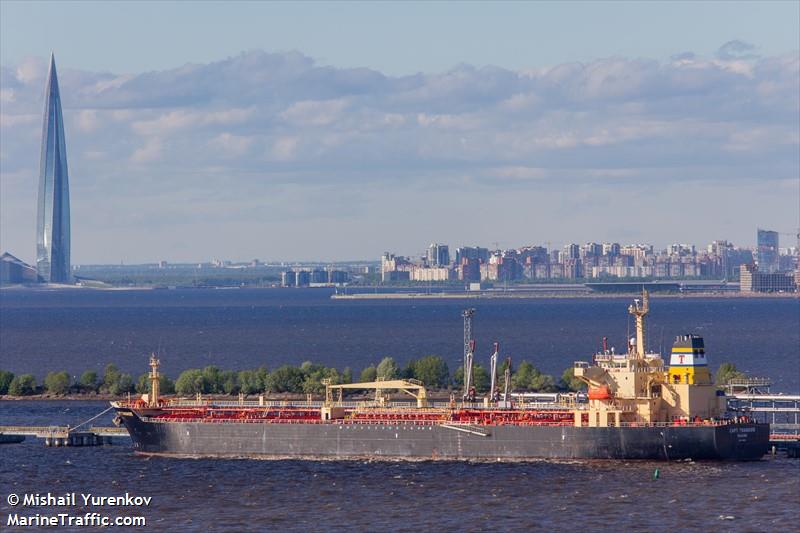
[36,53,71,282]
[756,229,779,274]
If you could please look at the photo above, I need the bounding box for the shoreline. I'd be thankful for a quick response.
[4,283,798,299]
[0,392,458,402]
[331,291,799,300]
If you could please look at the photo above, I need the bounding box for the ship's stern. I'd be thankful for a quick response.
[713,422,770,460]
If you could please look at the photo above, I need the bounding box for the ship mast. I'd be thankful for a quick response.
[148,353,160,407]
[627,289,649,359]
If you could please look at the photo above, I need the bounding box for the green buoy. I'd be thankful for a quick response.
[653,468,660,480]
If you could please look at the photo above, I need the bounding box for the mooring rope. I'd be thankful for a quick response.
[69,405,115,431]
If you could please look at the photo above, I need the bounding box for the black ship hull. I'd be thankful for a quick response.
[116,408,769,461]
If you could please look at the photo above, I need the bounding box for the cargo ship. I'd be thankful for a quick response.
[113,292,769,460]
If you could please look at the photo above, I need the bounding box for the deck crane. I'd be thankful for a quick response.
[503,357,512,405]
[489,342,500,402]
[462,308,476,401]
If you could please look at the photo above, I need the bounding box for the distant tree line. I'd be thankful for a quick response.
[0,365,174,397]
[0,360,751,397]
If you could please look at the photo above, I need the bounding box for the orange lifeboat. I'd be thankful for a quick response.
[588,385,612,400]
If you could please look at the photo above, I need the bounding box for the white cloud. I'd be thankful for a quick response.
[14,56,45,84]
[130,138,163,163]
[717,40,759,61]
[269,136,299,161]
[280,99,348,126]
[0,88,15,103]
[0,113,37,128]
[209,132,253,157]
[76,110,100,132]
[1,46,797,261]
[131,107,253,136]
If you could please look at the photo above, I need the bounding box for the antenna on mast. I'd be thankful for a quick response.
[627,288,649,359]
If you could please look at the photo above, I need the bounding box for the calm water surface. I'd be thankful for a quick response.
[1,289,798,391]
[1,401,799,532]
[1,290,799,531]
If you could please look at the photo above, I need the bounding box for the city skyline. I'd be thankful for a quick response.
[69,229,797,267]
[1,4,798,264]
[380,234,797,285]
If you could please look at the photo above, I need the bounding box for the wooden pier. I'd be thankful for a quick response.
[0,425,129,447]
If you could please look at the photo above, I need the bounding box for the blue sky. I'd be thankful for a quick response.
[2,1,799,75]
[1,1,798,263]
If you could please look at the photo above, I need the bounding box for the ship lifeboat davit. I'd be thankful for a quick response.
[588,385,612,400]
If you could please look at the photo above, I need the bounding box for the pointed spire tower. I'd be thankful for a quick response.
[36,53,71,282]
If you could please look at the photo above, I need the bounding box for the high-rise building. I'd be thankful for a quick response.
[427,243,450,266]
[311,269,328,284]
[458,257,481,282]
[564,244,580,260]
[756,229,779,274]
[295,270,311,287]
[581,242,603,258]
[36,53,71,282]
[281,271,296,287]
[327,270,349,284]
[455,246,489,264]
[602,243,621,257]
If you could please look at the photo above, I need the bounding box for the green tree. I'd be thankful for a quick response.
[453,366,464,388]
[559,367,585,392]
[238,370,254,394]
[136,373,176,395]
[201,366,223,394]
[239,367,270,394]
[266,365,304,393]
[136,373,150,394]
[102,364,121,393]
[220,370,239,395]
[175,369,206,395]
[454,365,492,393]
[110,373,135,395]
[8,374,37,396]
[360,365,377,383]
[238,370,259,395]
[44,371,71,395]
[511,361,556,391]
[472,364,490,393]
[413,356,450,389]
[715,362,745,386]
[0,370,14,395]
[160,375,176,394]
[376,357,400,380]
[254,367,269,392]
[529,372,557,392]
[400,360,417,380]
[512,361,536,389]
[299,362,341,395]
[342,367,353,384]
[79,370,98,392]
